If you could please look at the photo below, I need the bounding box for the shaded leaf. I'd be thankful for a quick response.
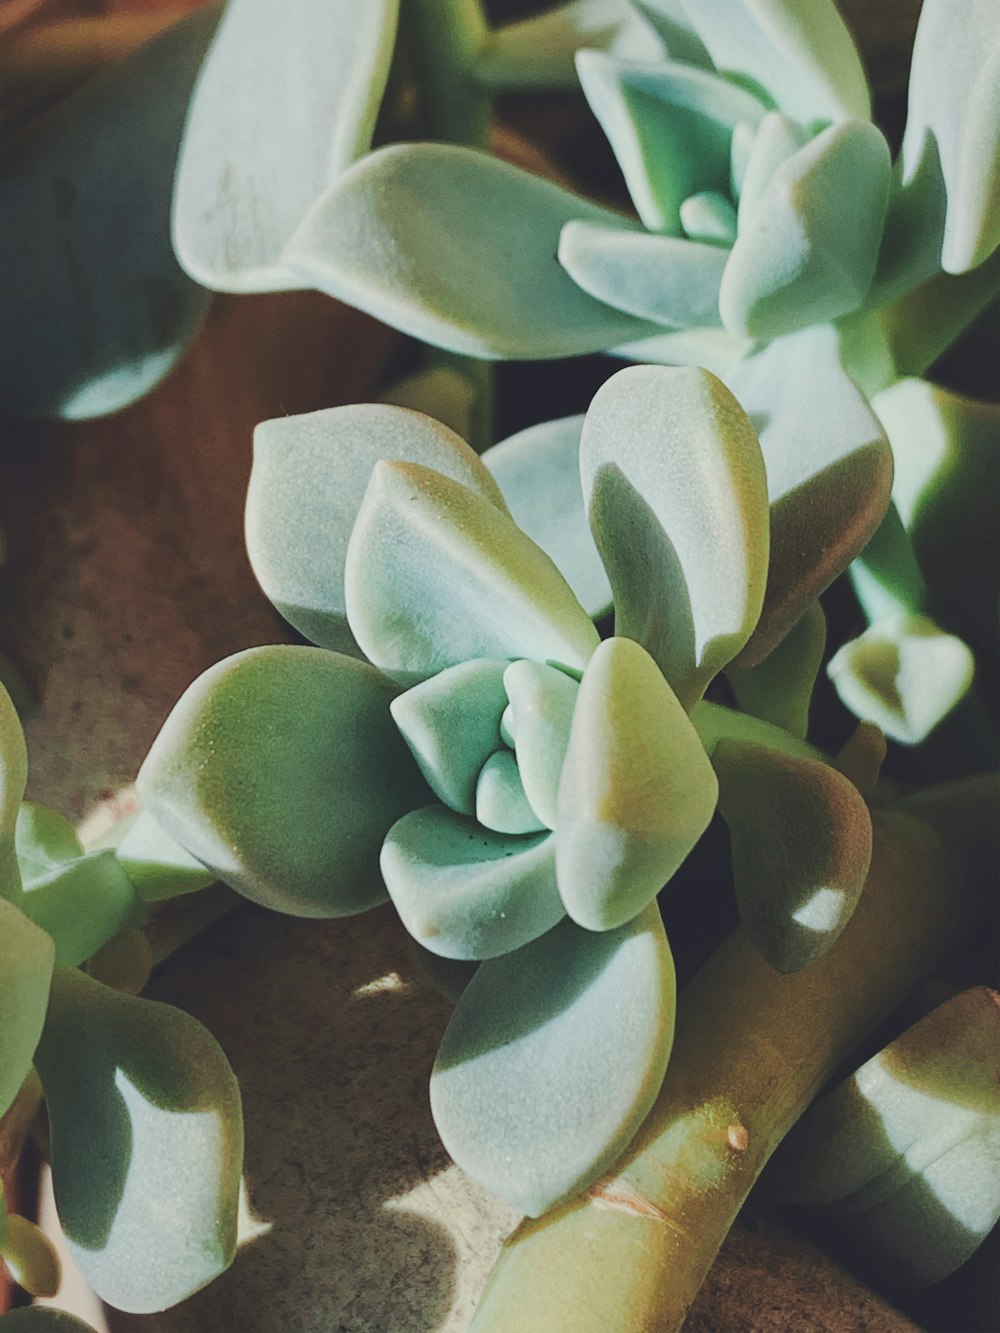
[0,684,28,901]
[282,143,659,358]
[505,660,580,831]
[580,364,768,708]
[247,403,505,654]
[430,905,675,1215]
[714,739,872,972]
[345,462,600,685]
[382,806,561,960]
[115,808,215,903]
[476,751,545,835]
[556,637,717,930]
[729,599,826,739]
[833,721,887,798]
[0,897,54,1117]
[0,1211,60,1297]
[137,646,428,916]
[35,966,243,1313]
[19,851,138,967]
[15,803,83,883]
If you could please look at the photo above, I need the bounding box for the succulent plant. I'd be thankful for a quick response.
[0,684,242,1315]
[136,361,889,1216]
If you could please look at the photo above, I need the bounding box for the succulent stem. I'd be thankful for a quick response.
[469,776,999,1332]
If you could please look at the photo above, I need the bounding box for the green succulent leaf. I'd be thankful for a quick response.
[559,220,727,328]
[15,803,84,883]
[281,143,659,359]
[247,403,506,654]
[505,660,580,832]
[137,646,428,916]
[612,325,752,375]
[390,659,511,817]
[476,751,545,835]
[627,0,710,68]
[381,806,561,961]
[173,0,399,291]
[714,740,872,973]
[0,1210,60,1298]
[0,684,28,901]
[0,1312,98,1332]
[827,614,975,747]
[345,461,600,685]
[115,808,215,902]
[0,8,216,420]
[431,905,675,1216]
[19,851,139,967]
[378,364,479,443]
[899,0,1000,274]
[34,966,243,1314]
[575,50,765,233]
[729,600,826,740]
[0,897,54,1118]
[580,364,769,709]
[725,323,894,669]
[766,987,1000,1287]
[720,120,891,340]
[483,414,611,621]
[671,0,870,125]
[556,637,717,931]
[735,111,809,225]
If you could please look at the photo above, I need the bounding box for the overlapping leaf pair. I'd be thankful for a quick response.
[0,688,241,1315]
[139,363,877,1214]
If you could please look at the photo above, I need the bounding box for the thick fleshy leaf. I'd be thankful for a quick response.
[0,1209,60,1298]
[504,660,580,831]
[282,143,659,359]
[15,803,83,883]
[0,8,215,420]
[827,614,975,746]
[678,189,737,244]
[483,414,611,620]
[0,684,28,900]
[473,0,666,89]
[729,599,826,739]
[345,462,600,685]
[735,112,809,225]
[19,851,139,967]
[766,987,1000,1287]
[476,752,544,835]
[672,0,870,124]
[0,897,54,1117]
[35,966,243,1313]
[575,50,765,232]
[627,0,710,68]
[173,0,398,291]
[115,809,215,902]
[247,403,506,654]
[559,220,727,328]
[1,1312,97,1331]
[556,637,718,930]
[725,324,894,668]
[899,0,1000,274]
[390,659,510,817]
[874,378,1000,650]
[720,121,891,340]
[137,646,428,916]
[833,722,887,799]
[714,740,872,973]
[378,364,478,442]
[430,905,675,1215]
[580,364,769,708]
[612,325,752,375]
[380,805,561,960]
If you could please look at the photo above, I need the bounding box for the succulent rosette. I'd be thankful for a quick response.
[138,364,882,1214]
[0,686,242,1315]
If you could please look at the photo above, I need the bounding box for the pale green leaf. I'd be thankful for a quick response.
[504,659,580,832]
[19,851,139,967]
[15,803,83,883]
[381,805,561,960]
[0,897,54,1117]
[483,414,612,620]
[137,646,428,916]
[735,111,809,225]
[115,808,215,903]
[678,189,737,244]
[556,637,717,930]
[476,751,545,835]
[282,143,659,358]
[0,683,28,900]
[173,0,399,291]
[714,740,872,972]
[672,0,870,124]
[247,403,506,654]
[0,8,215,420]
[430,905,675,1215]
[345,462,600,685]
[729,599,826,739]
[720,121,891,339]
[580,364,769,708]
[35,966,243,1313]
[627,0,710,68]
[827,614,975,746]
[575,49,765,232]
[612,325,752,375]
[559,220,727,328]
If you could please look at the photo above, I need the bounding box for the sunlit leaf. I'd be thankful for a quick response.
[137,646,428,916]
[19,851,138,967]
[115,808,215,903]
[430,906,675,1215]
[15,803,83,883]
[35,966,243,1313]
[505,659,580,832]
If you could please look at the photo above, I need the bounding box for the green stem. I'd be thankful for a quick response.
[469,776,999,1332]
